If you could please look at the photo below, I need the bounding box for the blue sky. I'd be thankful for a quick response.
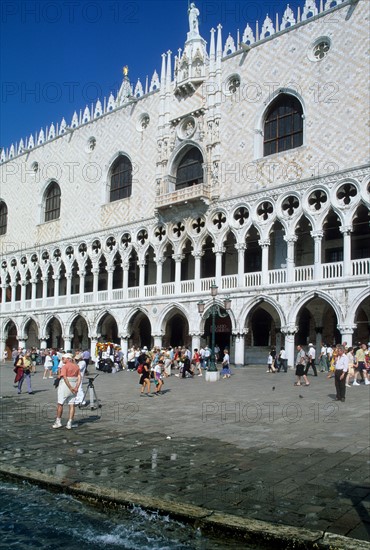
[0,0,304,149]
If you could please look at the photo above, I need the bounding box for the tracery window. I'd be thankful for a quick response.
[263,94,303,156]
[0,201,8,235]
[44,182,61,222]
[110,155,132,202]
[176,148,203,190]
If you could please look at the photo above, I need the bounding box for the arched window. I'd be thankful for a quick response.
[0,201,8,235]
[263,94,303,156]
[110,155,132,202]
[176,148,203,190]
[44,182,61,222]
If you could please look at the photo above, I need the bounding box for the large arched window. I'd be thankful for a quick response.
[44,182,61,222]
[263,94,303,156]
[176,148,203,190]
[0,201,8,235]
[110,155,132,202]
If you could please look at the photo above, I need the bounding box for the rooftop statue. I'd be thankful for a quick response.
[188,2,200,35]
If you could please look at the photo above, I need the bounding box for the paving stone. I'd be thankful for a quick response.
[0,364,369,545]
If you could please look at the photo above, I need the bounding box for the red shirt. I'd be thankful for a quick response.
[61,361,80,378]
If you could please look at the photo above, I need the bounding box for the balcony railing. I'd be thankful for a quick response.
[3,258,369,312]
[155,182,212,209]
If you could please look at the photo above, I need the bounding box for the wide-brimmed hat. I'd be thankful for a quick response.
[62,353,73,359]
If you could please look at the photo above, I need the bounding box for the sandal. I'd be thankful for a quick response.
[305,383,310,386]
[294,382,301,386]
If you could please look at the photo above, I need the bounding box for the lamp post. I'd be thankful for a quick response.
[198,284,231,375]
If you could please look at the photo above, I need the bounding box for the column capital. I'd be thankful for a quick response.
[337,324,356,334]
[283,235,298,244]
[212,246,225,255]
[258,239,270,248]
[173,254,184,262]
[281,325,298,336]
[339,225,352,236]
[310,230,323,240]
[235,243,246,252]
[191,251,204,259]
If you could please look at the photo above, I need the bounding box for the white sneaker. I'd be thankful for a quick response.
[365,380,370,385]
[352,381,360,386]
[345,384,351,387]
[66,420,73,430]
[52,419,62,429]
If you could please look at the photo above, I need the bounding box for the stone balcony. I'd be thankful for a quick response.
[155,182,213,214]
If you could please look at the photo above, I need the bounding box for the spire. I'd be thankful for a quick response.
[160,52,166,93]
[166,50,172,91]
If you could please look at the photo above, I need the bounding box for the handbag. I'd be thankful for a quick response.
[53,378,60,388]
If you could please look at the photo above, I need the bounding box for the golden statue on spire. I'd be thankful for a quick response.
[123,66,129,76]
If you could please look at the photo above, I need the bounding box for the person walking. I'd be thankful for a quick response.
[43,351,53,379]
[266,351,275,373]
[139,357,151,396]
[192,348,202,376]
[353,343,370,385]
[306,343,318,377]
[154,360,164,395]
[221,349,231,378]
[52,353,81,429]
[14,352,34,395]
[334,345,349,402]
[295,345,309,386]
[277,347,287,373]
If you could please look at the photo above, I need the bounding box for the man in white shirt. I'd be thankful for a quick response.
[306,343,317,376]
[334,345,349,402]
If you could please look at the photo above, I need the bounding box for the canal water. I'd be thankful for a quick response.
[0,480,257,549]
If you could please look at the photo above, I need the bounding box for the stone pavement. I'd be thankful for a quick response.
[0,362,369,549]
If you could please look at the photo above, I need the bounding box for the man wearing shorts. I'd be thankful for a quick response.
[52,353,81,429]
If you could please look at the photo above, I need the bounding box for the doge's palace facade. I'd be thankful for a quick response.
[0,0,369,367]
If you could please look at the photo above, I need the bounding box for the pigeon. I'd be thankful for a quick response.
[272,386,275,391]
[299,394,304,398]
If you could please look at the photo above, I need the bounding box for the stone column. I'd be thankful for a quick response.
[120,336,128,365]
[191,333,201,352]
[92,267,99,300]
[0,338,5,361]
[0,284,6,305]
[123,262,129,299]
[193,252,202,292]
[90,337,98,364]
[64,336,72,353]
[281,326,297,369]
[21,281,27,310]
[53,276,60,306]
[337,324,355,348]
[234,332,246,367]
[107,268,114,301]
[42,276,48,307]
[259,239,270,285]
[156,258,163,296]
[79,271,85,303]
[18,339,27,350]
[311,230,323,280]
[40,339,47,350]
[153,334,163,349]
[66,273,72,305]
[11,282,16,310]
[214,249,223,287]
[173,255,183,295]
[31,278,37,309]
[139,260,146,298]
[284,236,297,283]
[236,244,246,287]
[341,226,352,278]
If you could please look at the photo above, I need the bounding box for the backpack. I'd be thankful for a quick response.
[137,365,143,374]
